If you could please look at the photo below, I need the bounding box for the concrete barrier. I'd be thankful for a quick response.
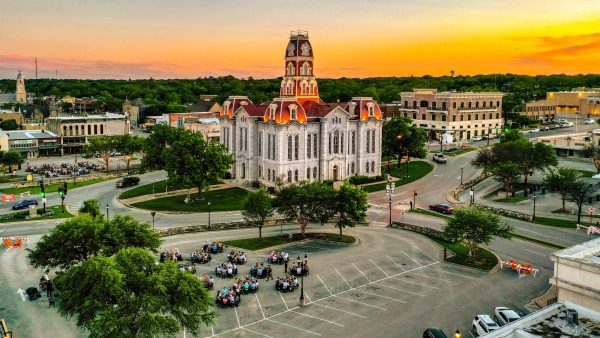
[389,221,455,242]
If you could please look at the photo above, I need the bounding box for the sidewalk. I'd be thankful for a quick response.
[119,182,235,205]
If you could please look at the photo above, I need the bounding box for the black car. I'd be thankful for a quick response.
[423,328,448,338]
[12,199,39,210]
[116,176,140,188]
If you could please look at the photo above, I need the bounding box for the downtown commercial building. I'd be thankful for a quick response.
[547,88,600,116]
[397,89,504,141]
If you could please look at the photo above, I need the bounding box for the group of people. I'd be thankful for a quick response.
[26,162,100,177]
[275,275,300,292]
[250,262,273,280]
[200,275,215,290]
[267,250,289,264]
[289,256,309,276]
[215,262,238,278]
[191,251,211,264]
[203,241,224,254]
[232,276,259,294]
[178,262,196,274]
[215,286,241,308]
[227,251,247,264]
[159,249,183,263]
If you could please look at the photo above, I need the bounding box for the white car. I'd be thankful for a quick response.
[470,136,483,142]
[584,118,595,124]
[529,128,540,133]
[472,315,500,336]
[494,307,522,326]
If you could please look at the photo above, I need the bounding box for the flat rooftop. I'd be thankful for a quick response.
[47,113,126,120]
[552,237,600,267]
[1,130,58,139]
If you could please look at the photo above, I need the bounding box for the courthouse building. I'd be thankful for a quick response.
[219,31,383,186]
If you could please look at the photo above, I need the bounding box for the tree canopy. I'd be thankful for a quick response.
[334,182,368,237]
[242,188,274,239]
[0,119,19,130]
[543,167,581,212]
[82,136,119,172]
[274,182,329,237]
[382,116,427,160]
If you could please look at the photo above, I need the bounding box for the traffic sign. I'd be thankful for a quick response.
[589,207,596,214]
[42,197,47,204]
[469,190,474,196]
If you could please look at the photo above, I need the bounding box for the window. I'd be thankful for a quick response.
[404,100,408,108]
[412,113,417,120]
[431,113,436,121]
[420,100,428,108]
[287,171,292,183]
[496,113,500,119]
[259,166,262,178]
[367,103,375,117]
[294,170,299,182]
[483,101,486,108]
[288,135,292,161]
[341,132,344,154]
[413,101,417,109]
[366,130,370,153]
[468,114,472,121]
[328,133,332,154]
[475,114,479,120]
[100,125,104,134]
[441,115,447,122]
[87,125,91,134]
[313,134,318,158]
[460,102,465,109]
[453,102,457,109]
[258,132,262,156]
[490,100,493,108]
[351,162,355,174]
[489,113,493,119]
[267,134,272,160]
[334,130,339,154]
[94,125,97,134]
[475,101,479,108]
[313,167,317,179]
[307,134,311,158]
[351,131,356,154]
[269,105,276,121]
[366,162,370,173]
[307,168,311,181]
[496,101,500,107]
[452,115,456,122]
[460,115,464,121]
[290,104,297,120]
[294,135,299,160]
[244,128,248,152]
[371,130,375,153]
[371,161,375,173]
[468,102,472,108]
[241,163,246,179]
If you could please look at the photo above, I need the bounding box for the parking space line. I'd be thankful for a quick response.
[312,302,367,318]
[353,263,372,282]
[398,249,422,266]
[292,310,345,327]
[335,269,353,288]
[316,274,333,296]
[304,291,312,303]
[390,277,441,290]
[255,294,266,319]
[234,307,241,327]
[369,258,390,277]
[413,245,437,262]
[357,289,407,303]
[211,325,214,336]
[243,327,274,338]
[372,282,424,296]
[266,318,321,336]
[467,330,476,338]
[299,244,335,251]
[386,255,406,271]
[424,266,476,279]
[279,292,290,310]
[409,272,459,284]
[334,295,388,310]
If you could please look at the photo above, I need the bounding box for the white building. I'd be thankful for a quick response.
[219,31,383,186]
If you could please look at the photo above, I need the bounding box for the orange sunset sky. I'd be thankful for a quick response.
[0,0,599,79]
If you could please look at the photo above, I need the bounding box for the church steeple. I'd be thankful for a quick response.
[16,71,26,103]
[279,31,320,106]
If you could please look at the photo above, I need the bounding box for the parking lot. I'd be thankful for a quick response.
[161,226,551,338]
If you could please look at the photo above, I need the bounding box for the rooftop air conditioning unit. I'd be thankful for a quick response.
[566,309,579,326]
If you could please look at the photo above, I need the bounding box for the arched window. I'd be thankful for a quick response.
[309,81,316,95]
[294,135,299,160]
[432,102,437,109]
[460,115,464,121]
[351,162,355,174]
[269,105,276,120]
[413,101,417,109]
[452,115,456,122]
[301,81,309,95]
[475,114,479,120]
[287,170,292,182]
[468,102,472,108]
[420,100,428,108]
[313,167,317,179]
[483,101,486,108]
[288,135,292,161]
[404,100,408,108]
[468,114,472,121]
[490,101,493,108]
[366,162,370,173]
[371,161,375,173]
[412,113,417,120]
[286,62,295,76]
[441,115,447,122]
[341,132,344,153]
[496,113,500,118]
[307,168,311,181]
[460,102,465,109]
[351,131,356,154]
[482,113,485,120]
[294,170,299,182]
[453,102,457,109]
[241,163,246,179]
[307,134,311,158]
[328,133,332,154]
[289,104,297,120]
[431,113,436,121]
[496,101,500,107]
[334,130,340,154]
[475,101,479,108]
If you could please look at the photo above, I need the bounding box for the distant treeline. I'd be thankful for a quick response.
[1,74,599,117]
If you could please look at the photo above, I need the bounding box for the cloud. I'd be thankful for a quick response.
[0,53,181,79]
[513,32,600,70]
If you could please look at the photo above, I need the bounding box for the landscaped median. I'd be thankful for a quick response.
[360,161,434,193]
[0,205,73,224]
[223,233,356,251]
[0,176,117,195]
[131,187,249,212]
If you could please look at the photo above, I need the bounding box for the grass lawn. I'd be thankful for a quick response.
[578,170,596,178]
[532,216,578,229]
[365,161,434,193]
[131,187,249,212]
[493,196,528,203]
[0,177,116,195]
[445,147,478,156]
[119,179,186,199]
[0,205,73,224]
[0,175,24,183]
[410,208,452,219]
[510,233,565,250]
[224,233,356,251]
[427,236,498,271]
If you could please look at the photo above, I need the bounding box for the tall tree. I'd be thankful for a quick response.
[583,145,600,173]
[544,168,581,212]
[114,134,144,173]
[382,116,427,163]
[28,214,160,270]
[313,183,338,226]
[0,119,19,130]
[334,182,368,238]
[82,136,118,172]
[54,248,215,338]
[498,129,525,143]
[274,182,325,237]
[242,188,274,239]
[492,162,521,199]
[140,124,181,171]
[567,180,597,223]
[501,140,558,185]
[443,208,512,262]
[1,151,24,176]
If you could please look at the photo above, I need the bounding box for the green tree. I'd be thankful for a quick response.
[163,128,233,198]
[499,140,557,185]
[0,119,19,130]
[382,116,427,162]
[583,145,600,173]
[78,199,103,218]
[334,182,368,238]
[499,129,525,143]
[1,151,24,176]
[242,188,274,239]
[274,182,325,237]
[114,134,144,173]
[82,136,119,172]
[442,208,512,262]
[492,162,521,199]
[140,124,181,171]
[54,248,214,338]
[28,214,160,270]
[544,168,580,212]
[567,180,597,223]
[313,183,338,226]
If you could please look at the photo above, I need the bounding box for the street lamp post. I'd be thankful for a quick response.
[405,150,410,178]
[106,203,109,219]
[299,254,307,306]
[455,329,462,338]
[532,194,537,221]
[207,201,211,228]
[469,187,475,206]
[151,211,156,230]
[386,180,395,226]
[460,167,464,186]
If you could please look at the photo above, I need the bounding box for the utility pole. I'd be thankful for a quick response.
[386,180,395,226]
[460,167,464,186]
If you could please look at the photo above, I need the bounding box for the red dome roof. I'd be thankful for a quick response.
[219,96,253,119]
[345,97,382,120]
[263,99,307,124]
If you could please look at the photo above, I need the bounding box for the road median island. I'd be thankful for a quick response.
[362,161,434,193]
[130,187,248,212]
[0,176,118,195]
[223,232,356,251]
[0,205,73,224]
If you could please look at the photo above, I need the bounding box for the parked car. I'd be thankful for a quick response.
[12,199,39,210]
[584,118,595,124]
[529,128,540,133]
[116,176,140,188]
[432,153,447,164]
[423,328,448,338]
[494,307,522,326]
[541,126,550,131]
[552,118,567,124]
[472,315,500,336]
[549,124,560,130]
[560,122,574,128]
[428,204,454,215]
[470,136,483,142]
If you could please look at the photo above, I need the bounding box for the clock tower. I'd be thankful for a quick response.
[16,71,26,103]
[280,31,321,107]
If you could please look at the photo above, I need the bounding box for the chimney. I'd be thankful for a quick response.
[348,101,357,115]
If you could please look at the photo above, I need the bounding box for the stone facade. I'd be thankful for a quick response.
[219,31,383,186]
